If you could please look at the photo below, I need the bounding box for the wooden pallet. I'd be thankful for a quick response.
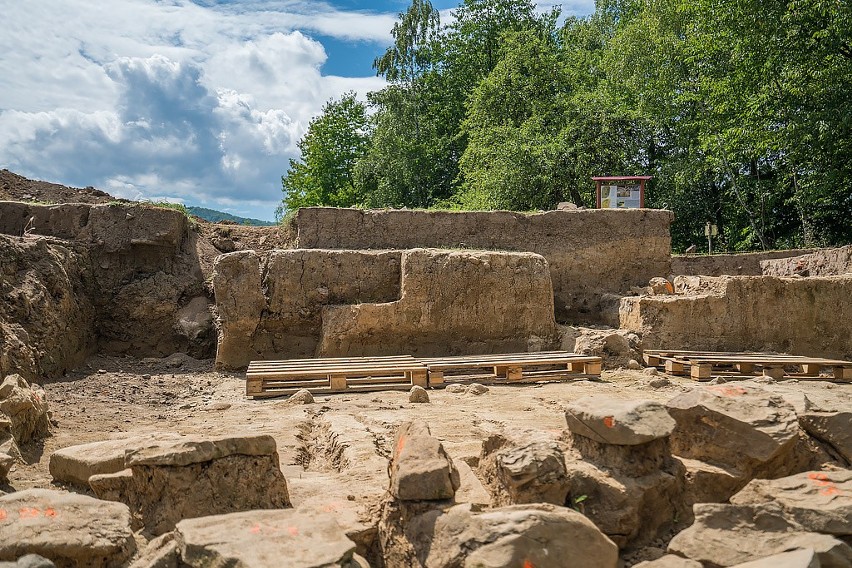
[246,355,427,398]
[420,351,602,387]
[643,350,852,382]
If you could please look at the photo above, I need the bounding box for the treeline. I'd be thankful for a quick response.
[280,0,852,252]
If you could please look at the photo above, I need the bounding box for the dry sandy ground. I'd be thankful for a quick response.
[7,355,851,562]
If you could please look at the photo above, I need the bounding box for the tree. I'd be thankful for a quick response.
[279,93,370,214]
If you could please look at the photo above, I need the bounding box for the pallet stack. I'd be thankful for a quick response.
[245,351,603,399]
[643,349,852,382]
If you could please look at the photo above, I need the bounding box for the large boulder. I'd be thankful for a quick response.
[388,421,459,502]
[174,508,362,567]
[477,435,570,506]
[730,470,851,536]
[49,433,183,487]
[90,434,291,535]
[0,375,50,445]
[666,385,813,502]
[667,502,852,567]
[565,396,676,446]
[0,489,135,566]
[408,503,618,568]
[729,549,821,568]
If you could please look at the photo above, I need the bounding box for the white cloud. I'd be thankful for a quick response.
[0,0,390,219]
[0,0,593,220]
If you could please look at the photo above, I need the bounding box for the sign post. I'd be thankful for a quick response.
[592,176,652,209]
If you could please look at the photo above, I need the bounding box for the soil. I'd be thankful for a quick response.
[7,357,850,565]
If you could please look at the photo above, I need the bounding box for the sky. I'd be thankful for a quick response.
[0,0,594,221]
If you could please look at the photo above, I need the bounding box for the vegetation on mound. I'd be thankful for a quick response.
[279,0,852,253]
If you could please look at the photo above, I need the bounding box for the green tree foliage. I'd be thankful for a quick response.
[280,0,851,251]
[279,93,370,215]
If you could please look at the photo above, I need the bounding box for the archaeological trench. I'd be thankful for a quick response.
[0,177,851,567]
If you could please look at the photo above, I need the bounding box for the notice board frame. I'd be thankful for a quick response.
[593,176,652,209]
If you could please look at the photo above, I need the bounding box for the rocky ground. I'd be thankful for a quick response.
[1,356,850,566]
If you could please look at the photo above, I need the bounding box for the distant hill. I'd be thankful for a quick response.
[186,206,276,226]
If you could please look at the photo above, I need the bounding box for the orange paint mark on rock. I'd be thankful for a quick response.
[0,510,6,521]
[18,507,39,519]
[603,416,615,428]
[808,472,830,482]
[395,435,407,457]
[287,526,299,536]
[821,486,841,496]
[710,385,748,397]
[523,560,535,568]
[249,523,262,534]
[43,508,57,518]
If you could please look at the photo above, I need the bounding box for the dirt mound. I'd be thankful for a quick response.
[0,170,115,205]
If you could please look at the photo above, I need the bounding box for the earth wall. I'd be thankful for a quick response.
[671,249,816,277]
[760,245,852,277]
[294,207,672,323]
[618,275,852,359]
[212,248,559,369]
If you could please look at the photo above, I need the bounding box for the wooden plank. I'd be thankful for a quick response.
[248,357,417,369]
[690,363,712,381]
[569,361,586,372]
[643,354,661,367]
[424,356,601,370]
[409,369,428,388]
[833,367,851,381]
[762,366,785,380]
[506,366,523,381]
[248,365,425,379]
[329,374,348,391]
[251,383,415,399]
[428,370,444,387]
[801,363,822,375]
[736,363,755,374]
[584,361,602,375]
[665,360,685,375]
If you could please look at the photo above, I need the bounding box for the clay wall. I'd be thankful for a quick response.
[0,202,216,376]
[213,248,559,369]
[0,235,96,381]
[294,207,672,323]
[671,249,816,277]
[618,275,852,359]
[760,245,852,277]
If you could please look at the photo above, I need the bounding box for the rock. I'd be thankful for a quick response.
[127,533,177,568]
[674,456,741,508]
[0,375,50,444]
[649,378,671,389]
[799,411,852,463]
[477,436,570,506]
[0,555,56,568]
[627,359,642,370]
[445,384,466,393]
[175,508,360,567]
[49,433,183,487]
[666,385,800,470]
[92,434,291,535]
[649,277,674,295]
[667,502,852,567]
[202,402,231,411]
[0,488,136,566]
[416,503,618,568]
[635,555,703,568]
[563,456,684,548]
[730,470,852,536]
[729,549,820,568]
[565,395,676,445]
[388,421,460,501]
[780,392,813,416]
[125,434,278,467]
[466,383,489,395]
[0,452,13,482]
[288,389,314,405]
[643,367,660,376]
[573,329,641,368]
[408,386,429,403]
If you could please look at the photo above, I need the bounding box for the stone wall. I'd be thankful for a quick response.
[618,275,852,359]
[0,202,216,377]
[213,248,559,369]
[671,249,816,277]
[760,245,852,277]
[295,207,672,323]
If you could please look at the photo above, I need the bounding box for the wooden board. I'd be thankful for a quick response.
[421,351,602,387]
[644,349,852,383]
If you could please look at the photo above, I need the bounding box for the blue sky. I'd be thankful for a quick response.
[0,0,593,221]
